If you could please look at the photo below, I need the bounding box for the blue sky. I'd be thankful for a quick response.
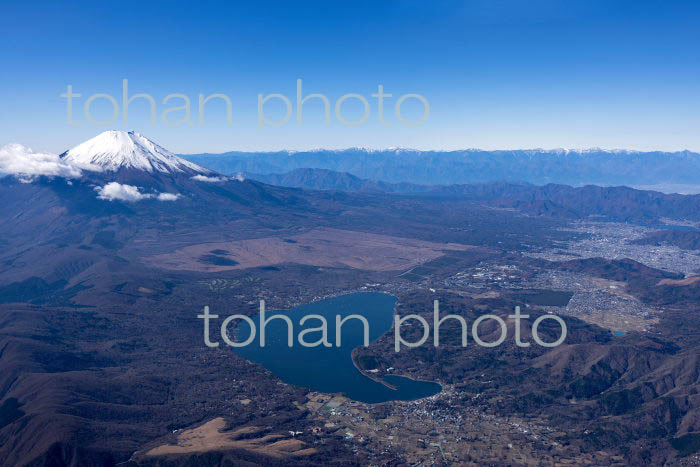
[2,0,700,153]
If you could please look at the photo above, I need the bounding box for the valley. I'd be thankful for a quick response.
[0,132,699,466]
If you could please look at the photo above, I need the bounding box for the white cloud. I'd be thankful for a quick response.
[191,173,245,182]
[95,182,181,202]
[96,182,149,201]
[156,192,180,201]
[191,174,227,182]
[0,143,83,179]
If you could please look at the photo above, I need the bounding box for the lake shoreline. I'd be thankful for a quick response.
[233,291,442,403]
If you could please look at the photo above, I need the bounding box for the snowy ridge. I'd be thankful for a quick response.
[62,131,210,174]
[260,147,695,156]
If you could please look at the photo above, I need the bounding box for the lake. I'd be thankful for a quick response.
[233,292,442,403]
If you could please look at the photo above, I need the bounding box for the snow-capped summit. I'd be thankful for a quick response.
[61,131,210,174]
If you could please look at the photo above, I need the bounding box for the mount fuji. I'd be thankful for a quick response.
[0,130,306,230]
[52,130,236,200]
[61,130,211,175]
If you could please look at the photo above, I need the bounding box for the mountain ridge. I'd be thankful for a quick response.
[183,147,700,187]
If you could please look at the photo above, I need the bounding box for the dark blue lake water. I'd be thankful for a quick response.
[233,292,441,403]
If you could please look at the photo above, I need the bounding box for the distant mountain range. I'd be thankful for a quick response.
[183,148,700,189]
[2,132,699,226]
[246,168,700,223]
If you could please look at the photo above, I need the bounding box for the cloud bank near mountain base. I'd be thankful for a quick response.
[191,174,228,182]
[95,182,180,202]
[0,144,83,179]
